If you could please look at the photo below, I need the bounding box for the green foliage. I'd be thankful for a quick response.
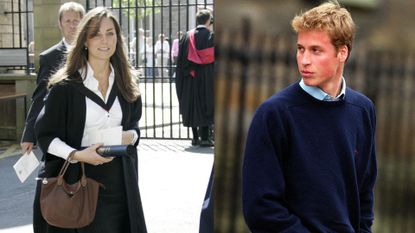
[112,0,161,20]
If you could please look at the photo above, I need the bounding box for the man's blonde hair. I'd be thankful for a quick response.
[291,1,356,58]
[58,2,85,22]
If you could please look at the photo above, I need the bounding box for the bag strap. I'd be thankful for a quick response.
[57,151,85,186]
[57,159,71,178]
[80,163,87,187]
[55,152,104,190]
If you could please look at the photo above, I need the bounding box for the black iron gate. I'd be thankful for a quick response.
[0,0,34,74]
[86,0,214,139]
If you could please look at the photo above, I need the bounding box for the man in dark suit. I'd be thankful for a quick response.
[20,2,85,154]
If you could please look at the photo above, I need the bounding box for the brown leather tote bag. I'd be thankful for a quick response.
[40,155,104,228]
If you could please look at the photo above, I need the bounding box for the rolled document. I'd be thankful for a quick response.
[96,145,136,157]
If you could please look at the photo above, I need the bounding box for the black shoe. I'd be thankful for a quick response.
[199,139,214,147]
[191,138,199,146]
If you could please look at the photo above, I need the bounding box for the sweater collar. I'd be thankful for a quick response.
[299,77,346,102]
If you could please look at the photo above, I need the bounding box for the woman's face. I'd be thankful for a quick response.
[85,17,117,62]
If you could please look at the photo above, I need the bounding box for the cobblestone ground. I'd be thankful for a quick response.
[0,139,214,233]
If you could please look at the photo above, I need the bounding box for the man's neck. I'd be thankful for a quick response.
[319,78,343,98]
[62,37,72,48]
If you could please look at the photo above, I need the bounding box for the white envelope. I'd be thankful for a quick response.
[13,151,40,183]
[87,126,122,146]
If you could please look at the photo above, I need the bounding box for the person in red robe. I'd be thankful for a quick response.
[176,9,215,147]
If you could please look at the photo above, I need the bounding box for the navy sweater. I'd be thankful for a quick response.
[243,83,377,233]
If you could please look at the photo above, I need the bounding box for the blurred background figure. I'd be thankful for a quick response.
[171,31,183,65]
[154,33,170,77]
[28,41,35,70]
[171,31,183,78]
[130,28,145,68]
[144,36,157,77]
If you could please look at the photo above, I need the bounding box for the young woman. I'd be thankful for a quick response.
[33,7,147,233]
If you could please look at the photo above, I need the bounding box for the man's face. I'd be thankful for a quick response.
[296,30,347,93]
[59,10,82,44]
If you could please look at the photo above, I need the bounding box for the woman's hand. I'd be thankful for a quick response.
[122,131,134,145]
[72,143,113,166]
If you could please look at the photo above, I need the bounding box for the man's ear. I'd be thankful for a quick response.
[58,20,62,30]
[338,45,348,62]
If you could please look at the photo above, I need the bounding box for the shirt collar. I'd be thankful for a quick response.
[62,38,71,49]
[196,25,208,29]
[81,63,115,93]
[299,77,346,101]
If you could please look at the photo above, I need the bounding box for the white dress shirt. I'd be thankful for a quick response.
[47,63,138,161]
[62,38,71,50]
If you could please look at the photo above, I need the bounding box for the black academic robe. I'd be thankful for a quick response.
[175,27,214,127]
[22,40,67,143]
[33,77,147,233]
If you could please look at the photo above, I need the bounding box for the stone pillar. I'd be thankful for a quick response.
[33,1,62,71]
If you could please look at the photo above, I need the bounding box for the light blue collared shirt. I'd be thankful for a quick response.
[299,78,346,102]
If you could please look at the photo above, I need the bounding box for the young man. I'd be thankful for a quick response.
[175,9,215,147]
[242,2,377,232]
[20,2,85,154]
